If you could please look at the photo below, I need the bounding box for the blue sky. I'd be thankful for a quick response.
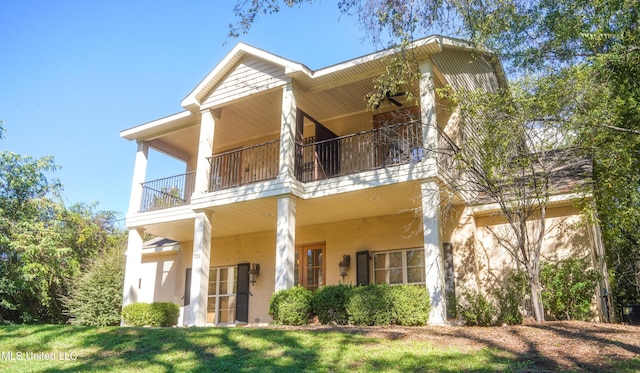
[0,1,393,221]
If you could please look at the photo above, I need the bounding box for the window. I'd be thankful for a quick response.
[207,266,237,324]
[294,244,325,291]
[373,248,425,285]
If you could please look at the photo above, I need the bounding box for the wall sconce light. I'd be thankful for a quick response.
[248,263,260,285]
[339,255,351,279]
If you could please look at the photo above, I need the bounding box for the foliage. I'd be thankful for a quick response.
[268,285,313,325]
[457,271,528,326]
[540,258,602,321]
[457,290,498,327]
[493,270,528,325]
[121,302,180,327]
[0,136,124,324]
[389,284,431,326]
[64,243,126,326]
[311,284,350,325]
[346,283,393,326]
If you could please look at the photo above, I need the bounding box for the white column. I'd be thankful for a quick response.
[278,83,297,182]
[194,109,216,194]
[421,181,447,324]
[122,228,144,324]
[186,211,212,326]
[419,62,438,151]
[275,196,296,291]
[128,141,149,213]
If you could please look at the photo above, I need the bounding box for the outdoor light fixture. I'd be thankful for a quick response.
[339,255,351,279]
[249,263,260,285]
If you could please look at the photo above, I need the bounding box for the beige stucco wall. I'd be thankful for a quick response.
[449,204,594,294]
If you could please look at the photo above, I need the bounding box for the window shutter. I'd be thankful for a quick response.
[356,251,370,286]
[183,268,192,306]
[236,263,250,323]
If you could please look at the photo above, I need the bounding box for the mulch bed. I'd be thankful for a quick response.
[274,321,640,371]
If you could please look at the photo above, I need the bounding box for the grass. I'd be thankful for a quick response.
[0,325,636,372]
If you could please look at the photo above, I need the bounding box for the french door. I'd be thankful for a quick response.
[294,244,325,292]
[206,264,250,325]
[207,266,237,324]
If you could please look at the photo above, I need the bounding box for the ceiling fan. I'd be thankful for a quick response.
[373,91,406,109]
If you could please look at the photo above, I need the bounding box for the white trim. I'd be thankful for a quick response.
[120,110,196,141]
[468,192,588,217]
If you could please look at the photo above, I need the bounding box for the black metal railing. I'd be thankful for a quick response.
[295,120,425,182]
[208,140,280,191]
[140,171,196,212]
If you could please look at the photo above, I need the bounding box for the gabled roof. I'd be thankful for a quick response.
[181,35,497,112]
[181,43,311,111]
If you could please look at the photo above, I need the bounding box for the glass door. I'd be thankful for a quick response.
[207,266,237,324]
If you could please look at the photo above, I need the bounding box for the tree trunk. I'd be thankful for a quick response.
[529,272,545,323]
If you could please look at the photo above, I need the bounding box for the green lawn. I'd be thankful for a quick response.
[0,325,635,372]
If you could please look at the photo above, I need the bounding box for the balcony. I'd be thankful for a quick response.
[208,140,280,191]
[137,120,466,212]
[140,172,196,212]
[296,120,425,182]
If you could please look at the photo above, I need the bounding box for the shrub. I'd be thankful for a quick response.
[390,285,431,326]
[347,284,393,326]
[121,302,180,327]
[268,286,313,325]
[312,284,351,325]
[540,258,601,321]
[64,246,124,326]
[149,302,180,327]
[457,290,497,326]
[122,303,149,327]
[493,270,528,325]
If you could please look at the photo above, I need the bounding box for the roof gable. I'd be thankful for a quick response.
[181,43,310,112]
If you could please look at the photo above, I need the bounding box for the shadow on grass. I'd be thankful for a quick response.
[4,323,634,372]
[35,327,321,372]
[0,325,517,372]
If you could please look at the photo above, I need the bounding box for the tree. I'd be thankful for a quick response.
[229,0,640,319]
[0,130,124,324]
[438,73,585,322]
[64,240,126,326]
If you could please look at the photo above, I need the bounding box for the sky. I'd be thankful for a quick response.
[0,0,399,223]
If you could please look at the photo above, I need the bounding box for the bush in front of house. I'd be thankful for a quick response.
[312,284,350,325]
[346,283,393,326]
[457,290,497,326]
[389,285,431,326]
[540,258,601,321]
[149,302,180,327]
[268,286,313,325]
[121,302,179,327]
[493,270,528,325]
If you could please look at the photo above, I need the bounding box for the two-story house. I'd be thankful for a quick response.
[120,35,608,326]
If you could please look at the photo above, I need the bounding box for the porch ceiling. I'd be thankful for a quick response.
[206,181,423,239]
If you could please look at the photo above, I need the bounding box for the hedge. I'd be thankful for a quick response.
[121,302,180,327]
